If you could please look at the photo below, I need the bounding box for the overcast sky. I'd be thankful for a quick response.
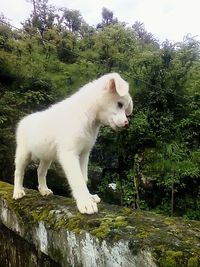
[1,0,200,43]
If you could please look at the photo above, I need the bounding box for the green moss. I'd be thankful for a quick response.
[121,207,134,216]
[155,244,166,252]
[163,218,174,226]
[136,230,149,239]
[55,217,67,228]
[31,209,54,222]
[159,250,184,267]
[160,256,176,267]
[166,251,183,258]
[114,216,128,228]
[89,215,129,239]
[187,256,199,267]
[66,213,85,232]
[90,219,112,239]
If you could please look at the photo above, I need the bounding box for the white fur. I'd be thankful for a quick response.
[13,73,133,214]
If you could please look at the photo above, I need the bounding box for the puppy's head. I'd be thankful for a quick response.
[97,73,133,130]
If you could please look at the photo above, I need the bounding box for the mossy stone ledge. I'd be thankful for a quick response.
[0,181,200,267]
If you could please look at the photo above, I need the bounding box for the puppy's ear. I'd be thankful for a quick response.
[126,98,133,116]
[108,79,116,94]
[107,78,129,97]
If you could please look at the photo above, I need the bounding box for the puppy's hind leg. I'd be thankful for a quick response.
[38,160,53,196]
[13,147,31,200]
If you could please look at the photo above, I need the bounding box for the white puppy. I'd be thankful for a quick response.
[13,73,133,214]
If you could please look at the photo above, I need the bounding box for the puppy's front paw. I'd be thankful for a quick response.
[76,195,98,214]
[90,194,101,203]
[38,186,53,196]
[13,188,26,200]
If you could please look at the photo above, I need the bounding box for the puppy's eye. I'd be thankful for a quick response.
[117,102,123,109]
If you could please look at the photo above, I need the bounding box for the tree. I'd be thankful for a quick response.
[60,8,83,33]
[132,21,158,45]
[0,16,12,50]
[24,0,57,37]
[94,24,136,72]
[142,143,199,216]
[97,7,118,29]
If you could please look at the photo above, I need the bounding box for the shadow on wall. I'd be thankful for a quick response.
[0,223,61,267]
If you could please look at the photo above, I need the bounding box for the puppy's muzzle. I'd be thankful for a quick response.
[124,119,129,128]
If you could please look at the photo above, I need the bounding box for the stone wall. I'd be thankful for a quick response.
[0,181,200,267]
[0,222,60,267]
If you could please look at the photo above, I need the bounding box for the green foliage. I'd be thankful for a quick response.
[0,1,200,219]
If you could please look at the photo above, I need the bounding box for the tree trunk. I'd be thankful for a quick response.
[134,175,140,210]
[171,178,174,217]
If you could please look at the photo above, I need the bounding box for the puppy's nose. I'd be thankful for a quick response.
[124,120,129,127]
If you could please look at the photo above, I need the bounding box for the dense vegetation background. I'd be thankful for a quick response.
[0,0,199,219]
